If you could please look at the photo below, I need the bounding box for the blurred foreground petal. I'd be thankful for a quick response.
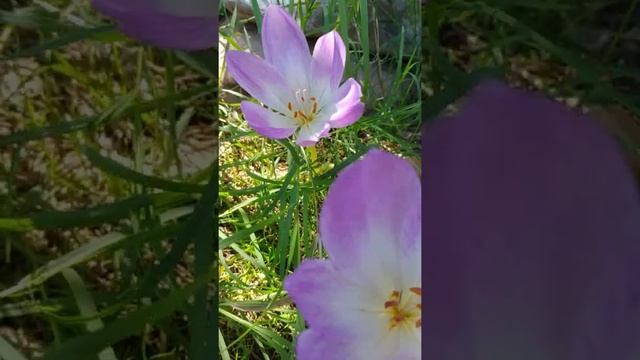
[423,80,640,359]
[92,0,217,50]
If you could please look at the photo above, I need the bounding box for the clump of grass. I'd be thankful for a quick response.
[218,0,421,358]
[1,0,216,359]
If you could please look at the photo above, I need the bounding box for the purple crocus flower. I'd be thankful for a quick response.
[92,0,216,50]
[226,5,365,146]
[285,149,421,359]
[423,81,640,358]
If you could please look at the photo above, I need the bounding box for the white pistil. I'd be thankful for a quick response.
[288,88,321,126]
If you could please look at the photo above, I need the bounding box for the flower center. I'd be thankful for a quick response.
[384,287,421,330]
[288,89,319,126]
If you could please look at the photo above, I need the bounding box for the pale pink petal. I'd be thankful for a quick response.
[285,150,422,359]
[92,0,216,50]
[329,78,364,128]
[319,149,421,286]
[240,101,297,139]
[296,121,331,147]
[284,260,364,327]
[311,31,346,92]
[423,81,640,358]
[285,260,398,359]
[156,0,216,16]
[295,328,352,360]
[261,5,311,90]
[226,50,289,112]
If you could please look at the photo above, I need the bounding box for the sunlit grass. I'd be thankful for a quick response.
[218,0,421,358]
[1,0,216,358]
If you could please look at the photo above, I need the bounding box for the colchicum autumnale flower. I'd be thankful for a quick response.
[226,5,365,146]
[423,81,640,358]
[285,149,421,359]
[92,0,217,50]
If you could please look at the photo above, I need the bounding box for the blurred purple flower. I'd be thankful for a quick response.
[423,81,640,358]
[285,149,421,359]
[226,5,364,146]
[92,0,216,50]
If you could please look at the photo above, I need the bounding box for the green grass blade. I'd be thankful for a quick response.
[250,0,263,31]
[357,0,370,97]
[137,163,218,297]
[0,335,29,360]
[81,146,206,194]
[0,6,62,30]
[0,224,179,298]
[277,182,298,279]
[31,196,151,229]
[0,84,212,147]
[1,25,117,60]
[0,196,152,232]
[219,213,280,249]
[175,50,217,80]
[188,165,218,359]
[42,272,212,360]
[337,0,350,75]
[219,308,291,357]
[0,300,62,319]
[61,268,118,360]
[218,330,232,360]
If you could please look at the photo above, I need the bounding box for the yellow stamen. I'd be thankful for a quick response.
[384,287,421,331]
[288,90,321,126]
[384,300,399,309]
